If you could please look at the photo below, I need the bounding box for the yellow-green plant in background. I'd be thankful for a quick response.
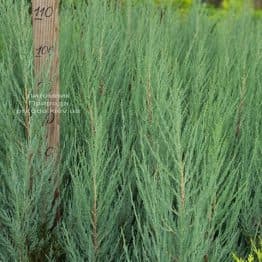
[233,239,262,262]
[222,0,247,10]
[59,0,262,16]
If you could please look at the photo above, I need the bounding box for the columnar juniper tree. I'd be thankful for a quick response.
[0,1,261,261]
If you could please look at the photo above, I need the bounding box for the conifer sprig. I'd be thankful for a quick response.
[0,1,261,261]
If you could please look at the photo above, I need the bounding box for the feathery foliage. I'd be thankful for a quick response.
[0,0,261,261]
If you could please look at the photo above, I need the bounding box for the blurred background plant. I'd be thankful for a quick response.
[20,0,262,10]
[233,239,262,262]
[57,0,262,19]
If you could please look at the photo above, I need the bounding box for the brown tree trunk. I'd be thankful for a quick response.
[254,0,262,9]
[203,0,223,7]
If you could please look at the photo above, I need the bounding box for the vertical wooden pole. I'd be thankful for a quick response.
[32,0,60,159]
[32,0,61,225]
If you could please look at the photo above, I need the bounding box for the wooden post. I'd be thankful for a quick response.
[32,0,61,226]
[32,0,60,160]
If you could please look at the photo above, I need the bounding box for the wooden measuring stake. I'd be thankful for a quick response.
[32,0,60,159]
[32,0,61,227]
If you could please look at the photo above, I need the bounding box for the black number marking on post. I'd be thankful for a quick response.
[37,80,53,87]
[45,147,54,157]
[37,81,44,87]
[46,112,55,124]
[34,6,54,20]
[35,45,54,58]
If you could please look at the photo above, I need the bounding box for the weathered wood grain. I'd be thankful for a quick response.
[32,0,60,159]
